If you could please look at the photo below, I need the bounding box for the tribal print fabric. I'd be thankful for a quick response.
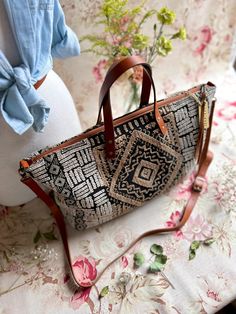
[24,85,216,230]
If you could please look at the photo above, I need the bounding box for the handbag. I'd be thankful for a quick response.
[19,56,216,288]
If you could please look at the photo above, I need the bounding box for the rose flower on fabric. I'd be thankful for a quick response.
[70,288,91,310]
[72,256,97,287]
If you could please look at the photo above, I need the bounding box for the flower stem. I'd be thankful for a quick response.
[126,82,140,112]
[147,23,164,64]
[160,270,175,290]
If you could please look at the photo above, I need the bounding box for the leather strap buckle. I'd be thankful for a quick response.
[192,176,206,192]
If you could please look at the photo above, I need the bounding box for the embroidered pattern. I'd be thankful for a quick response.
[109,130,182,207]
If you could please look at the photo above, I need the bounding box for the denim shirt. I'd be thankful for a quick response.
[0,0,80,134]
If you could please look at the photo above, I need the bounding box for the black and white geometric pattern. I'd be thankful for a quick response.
[24,85,216,231]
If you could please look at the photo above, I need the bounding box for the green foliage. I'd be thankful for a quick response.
[99,285,109,299]
[148,244,168,273]
[189,240,201,260]
[133,252,145,267]
[117,46,131,56]
[42,231,57,241]
[150,244,163,255]
[190,240,201,251]
[155,254,167,265]
[33,228,57,243]
[34,230,41,244]
[189,238,215,261]
[149,261,163,272]
[82,0,187,66]
[203,238,215,246]
[189,249,196,260]
[102,0,129,18]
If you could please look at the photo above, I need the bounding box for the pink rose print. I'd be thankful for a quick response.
[193,26,213,55]
[224,34,231,43]
[172,171,208,201]
[92,59,108,83]
[114,231,130,248]
[121,256,129,268]
[63,273,70,284]
[207,290,221,302]
[198,274,226,308]
[215,101,236,122]
[183,214,212,241]
[70,287,91,310]
[172,171,196,201]
[166,210,184,239]
[72,256,97,287]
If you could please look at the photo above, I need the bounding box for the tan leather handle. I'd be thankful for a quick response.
[96,57,152,124]
[97,56,168,159]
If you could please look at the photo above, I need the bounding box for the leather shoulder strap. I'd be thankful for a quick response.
[21,150,213,288]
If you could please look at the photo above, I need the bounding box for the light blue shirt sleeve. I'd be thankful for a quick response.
[52,1,80,58]
[0,0,80,135]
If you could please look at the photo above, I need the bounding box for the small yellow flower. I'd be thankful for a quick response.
[132,33,149,50]
[157,7,176,25]
[172,27,187,40]
[156,36,173,56]
[179,27,187,40]
[117,46,130,56]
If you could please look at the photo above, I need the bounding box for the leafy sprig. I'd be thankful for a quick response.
[133,243,168,273]
[189,238,215,260]
[82,0,187,65]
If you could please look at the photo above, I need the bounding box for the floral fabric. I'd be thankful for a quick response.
[1,0,236,313]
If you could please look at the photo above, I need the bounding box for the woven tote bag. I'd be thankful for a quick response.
[20,56,216,287]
